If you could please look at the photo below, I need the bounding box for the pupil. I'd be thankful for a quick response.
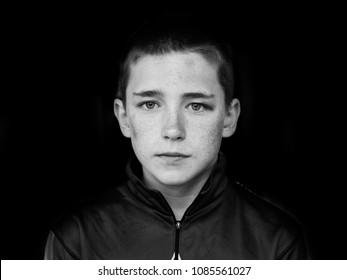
[192,104,201,110]
[146,102,154,109]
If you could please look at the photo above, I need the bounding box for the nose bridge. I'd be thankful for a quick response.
[162,106,185,140]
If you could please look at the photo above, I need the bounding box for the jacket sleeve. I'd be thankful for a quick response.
[44,231,76,260]
[277,233,308,260]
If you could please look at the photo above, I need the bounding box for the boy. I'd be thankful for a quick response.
[44,14,307,259]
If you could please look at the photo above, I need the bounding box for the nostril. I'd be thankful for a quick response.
[162,124,185,140]
[161,111,186,140]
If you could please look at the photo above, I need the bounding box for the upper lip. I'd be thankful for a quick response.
[157,152,190,157]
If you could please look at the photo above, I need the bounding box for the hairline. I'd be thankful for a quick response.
[119,47,231,106]
[128,47,222,70]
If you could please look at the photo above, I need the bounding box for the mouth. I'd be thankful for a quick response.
[156,152,190,158]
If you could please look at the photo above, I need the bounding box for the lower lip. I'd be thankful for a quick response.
[157,155,189,163]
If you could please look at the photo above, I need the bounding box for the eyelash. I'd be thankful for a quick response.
[139,101,160,110]
[138,101,211,112]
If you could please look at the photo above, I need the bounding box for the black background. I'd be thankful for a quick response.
[1,3,345,259]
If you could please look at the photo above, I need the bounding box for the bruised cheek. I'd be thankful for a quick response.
[192,117,224,153]
[208,125,224,150]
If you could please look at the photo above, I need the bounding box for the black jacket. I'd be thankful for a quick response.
[45,154,307,259]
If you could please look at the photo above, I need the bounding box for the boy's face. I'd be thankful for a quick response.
[115,52,239,188]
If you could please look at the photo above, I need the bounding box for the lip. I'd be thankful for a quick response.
[156,153,190,164]
[156,152,190,158]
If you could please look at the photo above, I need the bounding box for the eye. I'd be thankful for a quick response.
[140,101,160,110]
[188,103,204,112]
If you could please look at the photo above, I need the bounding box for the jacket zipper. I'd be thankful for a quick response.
[174,221,181,260]
[156,192,187,260]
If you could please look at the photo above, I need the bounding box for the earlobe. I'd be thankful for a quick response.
[222,98,241,138]
[114,98,131,138]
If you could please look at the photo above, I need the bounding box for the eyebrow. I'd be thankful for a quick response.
[132,90,215,99]
[182,92,215,99]
[132,90,162,98]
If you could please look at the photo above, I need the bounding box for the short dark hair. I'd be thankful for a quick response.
[117,13,235,107]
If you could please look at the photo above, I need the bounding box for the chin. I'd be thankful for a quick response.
[156,171,193,186]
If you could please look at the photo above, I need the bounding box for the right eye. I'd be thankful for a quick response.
[140,101,160,110]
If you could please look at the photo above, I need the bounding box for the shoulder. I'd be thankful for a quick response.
[51,183,130,254]
[225,180,306,259]
[230,180,300,228]
[56,182,130,225]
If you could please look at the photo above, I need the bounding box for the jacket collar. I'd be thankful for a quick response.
[125,152,229,221]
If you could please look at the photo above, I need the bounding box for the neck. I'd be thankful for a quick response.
[142,162,216,221]
[155,182,204,221]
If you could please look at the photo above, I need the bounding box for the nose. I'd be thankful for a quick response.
[161,109,186,141]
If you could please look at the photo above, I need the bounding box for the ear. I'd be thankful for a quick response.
[114,98,131,138]
[222,98,241,138]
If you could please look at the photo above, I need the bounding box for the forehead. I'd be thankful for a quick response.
[126,52,222,96]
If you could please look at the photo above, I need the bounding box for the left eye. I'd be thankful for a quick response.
[140,101,160,110]
[144,102,156,109]
[189,103,203,111]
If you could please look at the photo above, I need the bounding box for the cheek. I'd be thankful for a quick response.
[128,114,158,143]
[206,125,223,151]
[190,116,224,150]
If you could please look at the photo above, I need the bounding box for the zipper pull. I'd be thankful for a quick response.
[174,221,182,260]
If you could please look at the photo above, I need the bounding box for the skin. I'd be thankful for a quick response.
[114,52,240,220]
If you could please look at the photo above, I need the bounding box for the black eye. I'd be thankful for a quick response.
[191,103,202,111]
